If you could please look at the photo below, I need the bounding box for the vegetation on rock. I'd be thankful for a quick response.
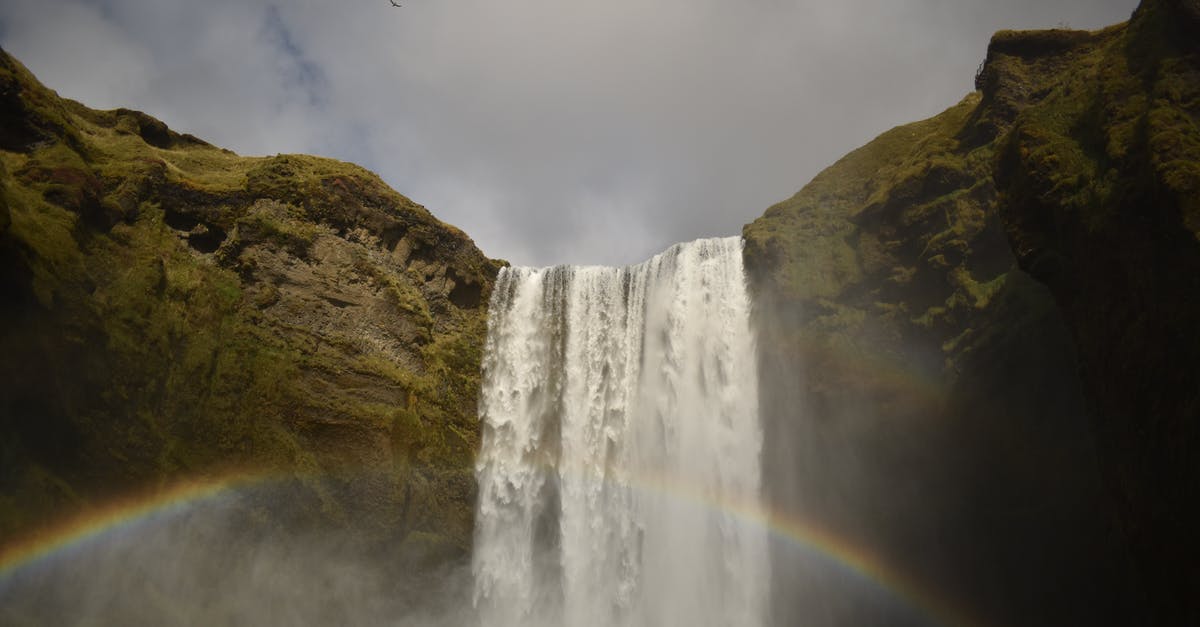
[745,1,1198,623]
[994,1,1200,620]
[0,48,502,569]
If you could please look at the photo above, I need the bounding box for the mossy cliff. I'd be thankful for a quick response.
[994,0,1200,621]
[0,48,502,568]
[745,0,1198,623]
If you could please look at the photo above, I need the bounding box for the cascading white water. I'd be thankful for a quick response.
[473,236,768,627]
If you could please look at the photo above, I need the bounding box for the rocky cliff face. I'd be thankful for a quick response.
[744,0,1198,623]
[0,48,501,570]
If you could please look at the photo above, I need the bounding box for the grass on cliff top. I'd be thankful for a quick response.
[744,93,985,302]
[62,98,403,199]
[756,92,983,226]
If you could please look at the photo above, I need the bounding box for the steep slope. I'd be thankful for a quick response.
[745,1,1198,623]
[0,48,501,570]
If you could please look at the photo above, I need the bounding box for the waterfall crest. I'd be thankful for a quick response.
[473,236,768,627]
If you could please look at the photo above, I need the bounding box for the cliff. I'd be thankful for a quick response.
[0,47,501,570]
[745,0,1198,623]
[2,0,1197,622]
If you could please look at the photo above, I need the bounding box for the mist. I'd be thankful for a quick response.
[0,481,478,627]
[753,269,1133,626]
[0,252,1136,627]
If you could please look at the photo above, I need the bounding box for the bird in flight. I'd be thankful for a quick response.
[390,0,401,6]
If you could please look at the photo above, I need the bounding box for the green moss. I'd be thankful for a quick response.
[741,13,1165,429]
[746,9,1198,621]
[231,201,319,256]
[744,93,985,304]
[379,267,435,334]
[5,184,86,307]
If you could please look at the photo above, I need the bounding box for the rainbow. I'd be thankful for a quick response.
[559,463,991,627]
[771,332,950,412]
[0,468,986,627]
[0,470,270,578]
[759,511,982,627]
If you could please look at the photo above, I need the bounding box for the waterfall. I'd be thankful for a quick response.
[472,237,768,627]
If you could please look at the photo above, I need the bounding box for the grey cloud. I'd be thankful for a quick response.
[261,5,327,108]
[0,0,1137,266]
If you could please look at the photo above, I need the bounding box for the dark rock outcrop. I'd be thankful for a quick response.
[993,0,1200,621]
[744,1,1198,623]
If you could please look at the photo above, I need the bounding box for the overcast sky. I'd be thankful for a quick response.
[0,0,1136,266]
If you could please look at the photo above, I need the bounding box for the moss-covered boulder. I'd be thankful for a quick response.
[0,48,501,570]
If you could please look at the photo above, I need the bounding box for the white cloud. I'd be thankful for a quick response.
[0,0,156,108]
